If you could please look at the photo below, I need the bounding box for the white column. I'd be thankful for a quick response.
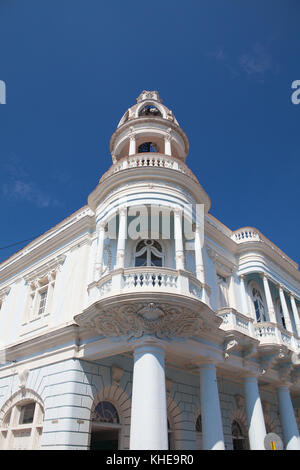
[174,209,185,270]
[194,224,205,283]
[261,274,277,323]
[277,385,300,450]
[116,207,127,269]
[228,274,237,310]
[129,134,136,156]
[200,363,225,450]
[194,224,210,305]
[290,294,300,337]
[94,221,105,281]
[244,376,267,450]
[239,275,250,317]
[130,344,168,450]
[164,134,172,156]
[279,285,293,333]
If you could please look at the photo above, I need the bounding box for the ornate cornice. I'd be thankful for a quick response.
[23,254,66,284]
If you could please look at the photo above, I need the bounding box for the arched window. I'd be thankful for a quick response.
[138,142,159,153]
[92,401,120,424]
[232,420,247,450]
[251,286,266,322]
[135,239,163,267]
[90,401,121,450]
[0,399,44,450]
[139,105,162,117]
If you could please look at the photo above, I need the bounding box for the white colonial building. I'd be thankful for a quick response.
[1,91,300,450]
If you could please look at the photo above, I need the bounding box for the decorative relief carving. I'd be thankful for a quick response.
[18,369,29,389]
[102,245,112,275]
[112,366,124,386]
[223,337,239,359]
[234,394,245,410]
[76,302,206,340]
[23,255,66,284]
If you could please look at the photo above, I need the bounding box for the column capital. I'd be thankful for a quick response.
[97,219,106,231]
[119,206,127,216]
[198,362,217,371]
[260,272,269,280]
[195,359,219,371]
[130,337,166,354]
[173,207,182,217]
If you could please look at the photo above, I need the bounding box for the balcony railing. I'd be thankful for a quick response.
[217,308,300,353]
[217,308,254,336]
[88,266,206,303]
[231,227,298,269]
[123,267,178,291]
[232,228,260,243]
[99,153,199,183]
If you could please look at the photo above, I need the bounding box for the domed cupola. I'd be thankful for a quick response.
[109,90,189,163]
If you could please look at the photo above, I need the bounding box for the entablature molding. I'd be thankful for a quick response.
[23,254,66,285]
[206,245,237,276]
[0,286,11,307]
[0,322,80,373]
[88,167,211,213]
[0,206,95,284]
[237,258,300,301]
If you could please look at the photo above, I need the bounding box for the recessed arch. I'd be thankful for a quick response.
[135,101,166,119]
[166,395,183,450]
[248,280,267,322]
[264,413,278,434]
[138,104,162,118]
[231,408,249,450]
[0,388,44,450]
[89,385,131,450]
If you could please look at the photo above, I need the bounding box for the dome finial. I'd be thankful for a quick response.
[136,90,162,103]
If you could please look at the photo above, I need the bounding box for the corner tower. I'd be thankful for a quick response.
[110,90,189,162]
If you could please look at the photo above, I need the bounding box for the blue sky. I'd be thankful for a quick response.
[0,0,299,265]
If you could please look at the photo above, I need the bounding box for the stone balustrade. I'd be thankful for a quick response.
[88,267,206,303]
[99,153,199,183]
[253,321,299,350]
[232,228,298,269]
[217,308,300,354]
[232,228,260,243]
[123,267,178,290]
[217,308,254,336]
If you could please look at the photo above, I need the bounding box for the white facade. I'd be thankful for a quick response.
[0,91,300,450]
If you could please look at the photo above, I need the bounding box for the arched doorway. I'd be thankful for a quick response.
[90,401,121,450]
